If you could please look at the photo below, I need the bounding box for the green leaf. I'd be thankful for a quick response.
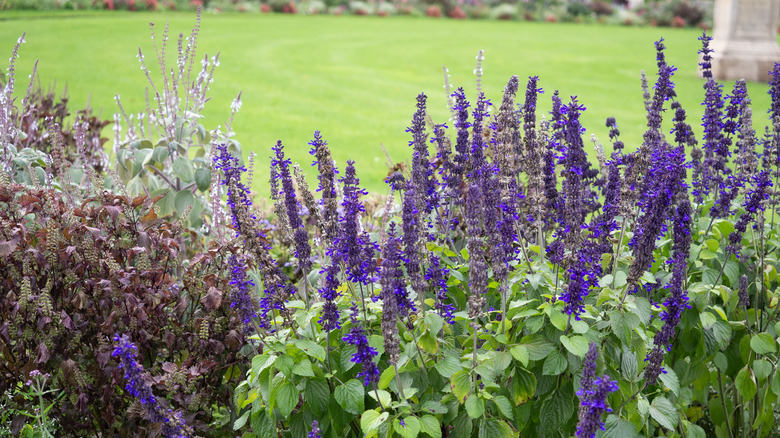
[510,367,536,406]
[250,409,276,436]
[434,354,462,378]
[361,410,389,435]
[275,355,294,377]
[272,381,298,419]
[492,395,514,420]
[378,366,396,389]
[173,156,195,182]
[549,309,568,331]
[395,416,421,438]
[659,367,679,397]
[368,389,392,408]
[418,330,439,354]
[465,396,485,419]
[425,313,444,337]
[735,365,757,401]
[334,379,365,415]
[621,348,638,381]
[126,175,145,197]
[451,410,472,438]
[479,418,515,438]
[542,350,567,376]
[753,359,772,382]
[419,415,442,438]
[712,319,732,350]
[649,396,678,430]
[450,370,471,403]
[292,338,327,361]
[194,167,211,192]
[614,271,628,288]
[750,332,777,355]
[341,345,358,371]
[304,379,330,418]
[699,312,716,329]
[174,190,193,216]
[539,388,574,434]
[420,401,448,415]
[251,354,276,378]
[233,410,250,430]
[686,422,706,438]
[293,358,315,377]
[602,414,640,438]
[520,334,555,361]
[560,335,589,358]
[509,345,529,367]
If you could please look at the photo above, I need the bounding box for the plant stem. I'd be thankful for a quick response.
[717,369,736,438]
[611,217,628,289]
[393,362,406,401]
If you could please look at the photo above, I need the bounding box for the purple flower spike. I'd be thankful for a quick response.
[309,420,322,438]
[228,255,258,335]
[342,305,380,386]
[112,335,188,438]
[576,376,619,438]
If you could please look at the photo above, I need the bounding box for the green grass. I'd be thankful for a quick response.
[0,11,775,196]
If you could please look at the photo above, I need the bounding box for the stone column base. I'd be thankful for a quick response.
[710,40,780,82]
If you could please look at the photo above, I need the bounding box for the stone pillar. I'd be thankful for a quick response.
[711,0,780,82]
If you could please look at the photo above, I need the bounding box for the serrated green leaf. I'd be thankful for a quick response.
[649,396,678,430]
[250,409,276,435]
[419,415,441,438]
[434,354,462,378]
[465,396,485,418]
[420,401,448,415]
[549,309,568,331]
[173,156,195,182]
[659,367,679,397]
[368,389,392,408]
[492,395,514,420]
[509,345,529,367]
[750,332,777,355]
[361,410,389,435]
[450,370,471,403]
[395,416,420,438]
[275,355,294,377]
[542,350,567,376]
[614,271,628,288]
[603,414,640,438]
[479,418,515,438]
[510,367,536,406]
[272,381,298,419]
[520,334,555,361]
[621,348,638,381]
[560,335,589,358]
[753,359,772,382]
[418,330,439,354]
[233,410,250,430]
[539,388,574,433]
[292,338,327,361]
[700,312,717,329]
[304,378,330,418]
[252,354,276,378]
[292,358,315,377]
[735,365,757,401]
[378,366,395,390]
[335,379,365,415]
[686,421,706,438]
[425,313,444,337]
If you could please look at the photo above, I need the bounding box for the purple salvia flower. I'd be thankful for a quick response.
[330,161,377,285]
[309,420,322,438]
[605,117,624,156]
[228,255,258,335]
[272,141,312,272]
[727,171,773,258]
[426,255,455,324]
[112,335,189,438]
[543,141,560,229]
[379,223,404,364]
[318,261,341,331]
[580,343,598,392]
[523,76,542,159]
[559,97,589,253]
[401,183,425,295]
[466,183,487,319]
[309,131,339,245]
[575,376,619,438]
[407,93,437,215]
[213,143,262,238]
[738,274,749,307]
[699,33,729,199]
[469,92,491,178]
[560,257,596,320]
[342,304,380,386]
[450,87,471,201]
[644,188,692,385]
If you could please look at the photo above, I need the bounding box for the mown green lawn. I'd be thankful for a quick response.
[0,11,775,196]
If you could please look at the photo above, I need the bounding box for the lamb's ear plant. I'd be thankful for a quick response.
[229,34,780,438]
